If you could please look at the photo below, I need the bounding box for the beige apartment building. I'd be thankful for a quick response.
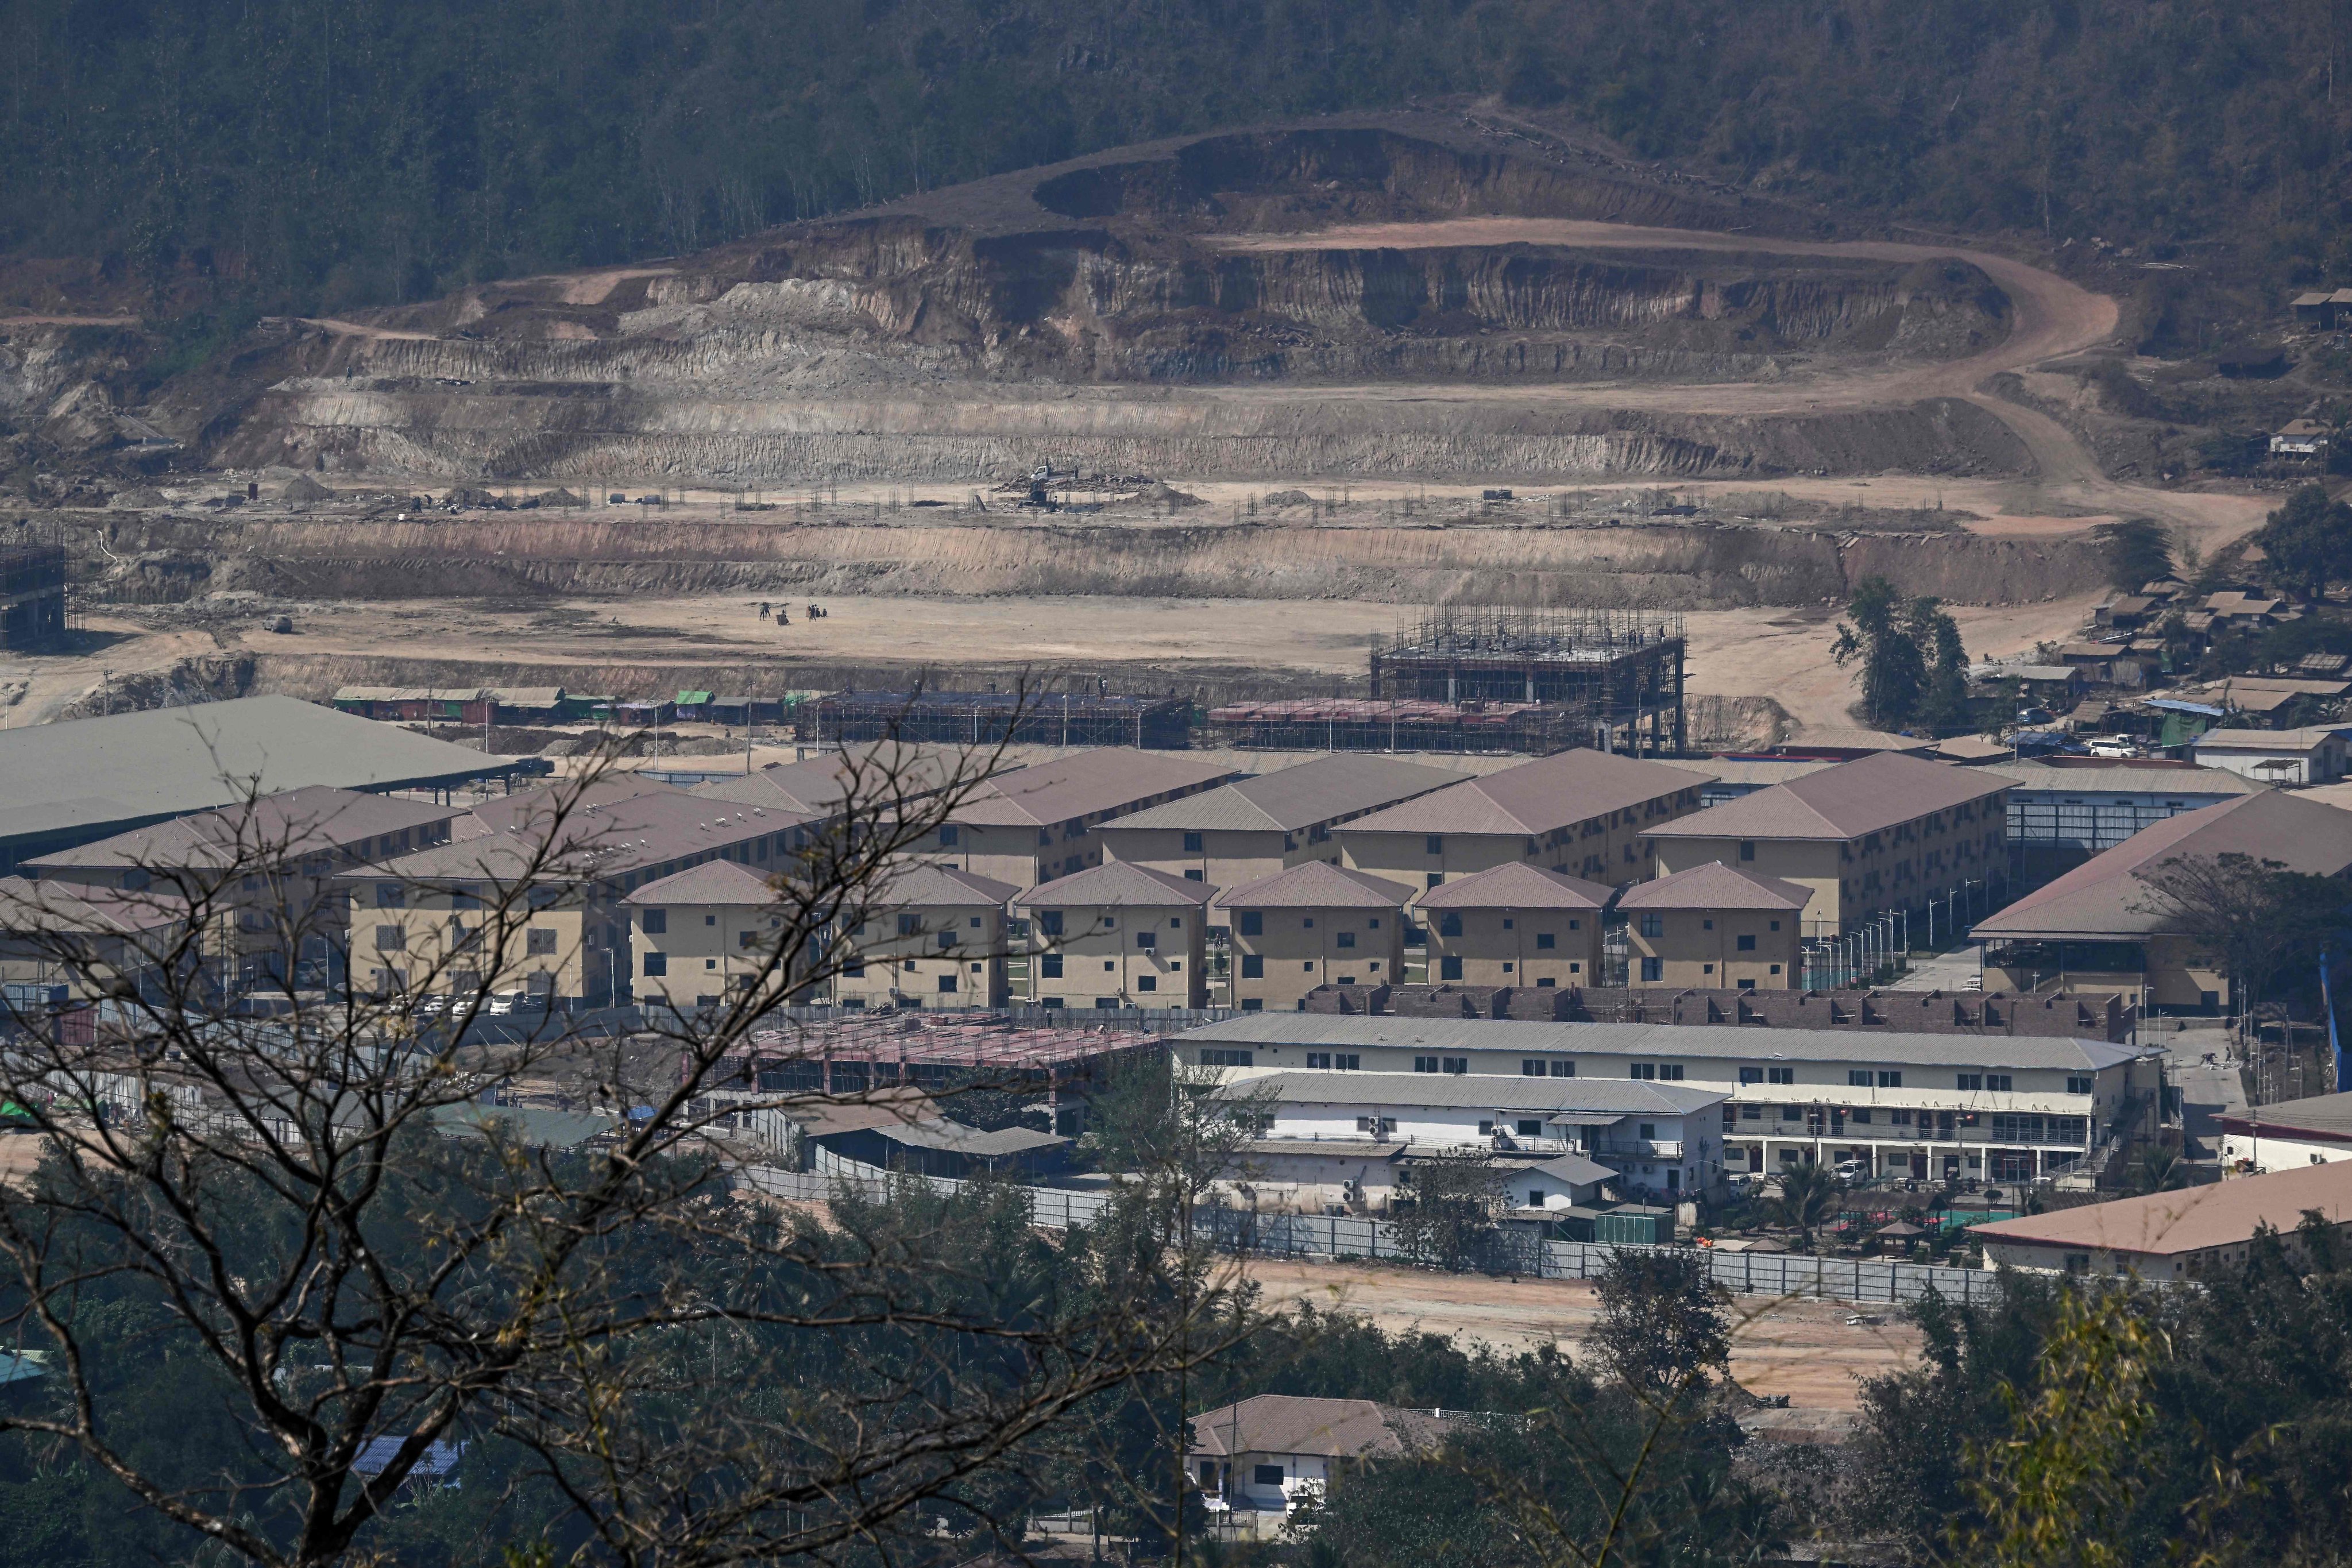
[824,861,1018,1010]
[1416,862,1609,990]
[1620,862,1807,990]
[1216,861,1413,1012]
[1337,749,1712,905]
[1095,754,1460,918]
[0,875,188,1002]
[21,785,460,991]
[624,860,805,1011]
[902,748,1240,889]
[1648,751,2010,939]
[349,776,821,1006]
[1015,861,1213,1008]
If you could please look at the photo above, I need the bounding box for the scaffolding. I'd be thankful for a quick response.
[1369,608,1686,755]
[811,689,1193,749]
[1199,697,1585,755]
[0,532,68,652]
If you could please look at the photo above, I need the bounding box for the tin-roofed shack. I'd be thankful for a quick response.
[720,1013,1169,1137]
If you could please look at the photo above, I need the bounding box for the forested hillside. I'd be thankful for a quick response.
[3,0,2348,312]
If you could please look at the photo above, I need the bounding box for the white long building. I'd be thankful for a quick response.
[1180,1014,2166,1186]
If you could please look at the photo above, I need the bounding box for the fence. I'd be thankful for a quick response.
[732,1163,2007,1307]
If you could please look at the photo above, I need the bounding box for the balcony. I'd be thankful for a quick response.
[1594,1138,1684,1160]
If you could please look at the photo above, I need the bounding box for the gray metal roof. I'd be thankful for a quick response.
[1180,1014,2142,1072]
[1984,763,2264,800]
[1223,1069,1723,1117]
[1650,752,2009,844]
[0,696,515,851]
[1102,754,1463,833]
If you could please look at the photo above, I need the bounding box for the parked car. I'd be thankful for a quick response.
[2087,735,2142,758]
[1833,1158,1869,1181]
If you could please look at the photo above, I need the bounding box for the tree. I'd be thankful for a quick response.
[2090,519,2175,593]
[1588,1249,1731,1401]
[1771,1161,1841,1250]
[1830,578,1969,732]
[2122,1145,2189,1195]
[0,726,1253,1567]
[1909,594,1973,736]
[2253,484,2352,601]
[2129,851,2352,1031]
[1389,1152,1507,1272]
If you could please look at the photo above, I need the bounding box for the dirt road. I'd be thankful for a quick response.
[1249,1256,1919,1412]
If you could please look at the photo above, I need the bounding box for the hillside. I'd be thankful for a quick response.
[0,0,2343,320]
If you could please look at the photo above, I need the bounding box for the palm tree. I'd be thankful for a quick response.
[2126,1145,2190,1195]
[1773,1160,1843,1250]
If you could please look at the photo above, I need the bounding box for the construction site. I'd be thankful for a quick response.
[1366,609,1686,755]
[810,688,1193,748]
[0,528,68,652]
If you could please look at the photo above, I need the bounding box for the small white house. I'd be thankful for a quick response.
[2191,727,2350,786]
[1971,1160,2352,1280]
[1189,1396,1455,1517]
[2218,1090,2352,1174]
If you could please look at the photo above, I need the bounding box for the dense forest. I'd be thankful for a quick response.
[3,0,2351,314]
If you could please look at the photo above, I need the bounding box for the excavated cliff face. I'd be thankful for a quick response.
[76,512,2103,612]
[169,119,2023,485]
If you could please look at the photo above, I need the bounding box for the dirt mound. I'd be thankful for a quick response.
[1140,481,1206,508]
[1264,489,1316,507]
[279,473,331,503]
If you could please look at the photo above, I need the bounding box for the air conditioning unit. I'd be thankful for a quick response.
[1338,1179,1358,1201]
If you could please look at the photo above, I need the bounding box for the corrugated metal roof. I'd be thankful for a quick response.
[1180,1014,2142,1071]
[2216,1088,2352,1144]
[1188,1396,1454,1461]
[1616,861,1809,911]
[692,742,974,814]
[1984,763,2263,798]
[1649,751,2009,843]
[22,785,459,871]
[1342,750,1714,838]
[1221,1068,1722,1115]
[1102,754,1463,833]
[1215,860,1413,910]
[1972,1160,2352,1258]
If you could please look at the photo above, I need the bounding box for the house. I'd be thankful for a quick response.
[901,748,1242,889]
[21,785,462,991]
[1619,862,1808,991]
[2215,1090,2352,1173]
[1226,1137,1616,1215]
[820,860,1019,1011]
[783,1086,1069,1179]
[1417,862,1611,991]
[623,860,809,1013]
[1213,1066,1727,1200]
[2190,728,2350,785]
[1973,790,2352,1010]
[1015,861,1214,1009]
[2271,419,2331,457]
[2094,596,2161,633]
[1694,759,1839,806]
[1180,1013,2164,1184]
[1188,1396,1456,1520]
[1094,754,1461,913]
[0,875,187,1006]
[1336,750,1713,901]
[1647,751,2011,940]
[487,687,566,724]
[1216,862,1414,1012]
[1971,1159,2352,1279]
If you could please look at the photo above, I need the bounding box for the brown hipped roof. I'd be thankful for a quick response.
[1342,750,1713,838]
[1187,1395,1454,1460]
[951,749,1239,828]
[623,859,779,906]
[1415,861,1611,911]
[1971,1160,2352,1259]
[1650,751,2008,844]
[1617,861,1810,912]
[1018,860,1215,909]
[1216,860,1414,911]
[0,875,188,935]
[1102,754,1462,833]
[1973,791,2352,941]
[868,860,1022,909]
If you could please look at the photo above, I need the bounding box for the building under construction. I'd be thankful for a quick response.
[0,533,67,652]
[1367,609,1686,755]
[811,689,1192,749]
[1199,697,1585,755]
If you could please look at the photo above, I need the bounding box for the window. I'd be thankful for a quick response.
[1658,1064,1684,1080]
[843,959,865,977]
[1183,831,1204,852]
[1739,840,1755,861]
[527,928,557,955]
[1848,1069,1872,1087]
[1199,1049,1254,1067]
[1739,1067,1764,1085]
[1415,1056,1440,1073]
[1171,916,1184,928]
[1780,1106,1801,1121]
[1516,1119,1543,1137]
[376,883,405,909]
[1877,1071,1902,1088]
[1427,872,1443,889]
[939,824,959,846]
[1439,956,1464,980]
[1040,953,1064,979]
[1551,1061,1575,1077]
[1240,998,1263,1011]
[937,974,958,992]
[1536,932,1555,949]
[637,906,666,936]
[1523,1059,1547,1076]
[1639,957,1663,982]
[1443,1057,1468,1075]
[1631,1063,1656,1080]
[1958,1073,1981,1091]
[1238,912,1264,937]
[936,930,957,950]
[704,913,717,926]
[1335,931,1356,949]
[1425,835,1444,854]
[2067,1075,2093,1095]
[1637,1123,1656,1140]
[1637,913,1664,939]
[1185,868,1203,880]
[1239,955,1264,978]
[1335,1053,1359,1070]
[1736,933,1756,952]
[1768,1067,1796,1086]
[739,930,758,949]
[1988,1074,2013,1092]
[1851,1107,1872,1124]
[1135,930,1157,950]
[1437,913,1463,937]
[373,925,405,952]
[643,952,667,976]
[1890,1109,1912,1126]
[1136,975,1157,992]
[1741,1104,1762,1120]
[1254,1465,1286,1489]
[1037,911,1064,937]
[1308,1052,1331,1069]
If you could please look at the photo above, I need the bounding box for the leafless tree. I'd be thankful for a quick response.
[0,717,1258,1567]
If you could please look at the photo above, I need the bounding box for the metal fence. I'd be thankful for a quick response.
[732,1164,2006,1307]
